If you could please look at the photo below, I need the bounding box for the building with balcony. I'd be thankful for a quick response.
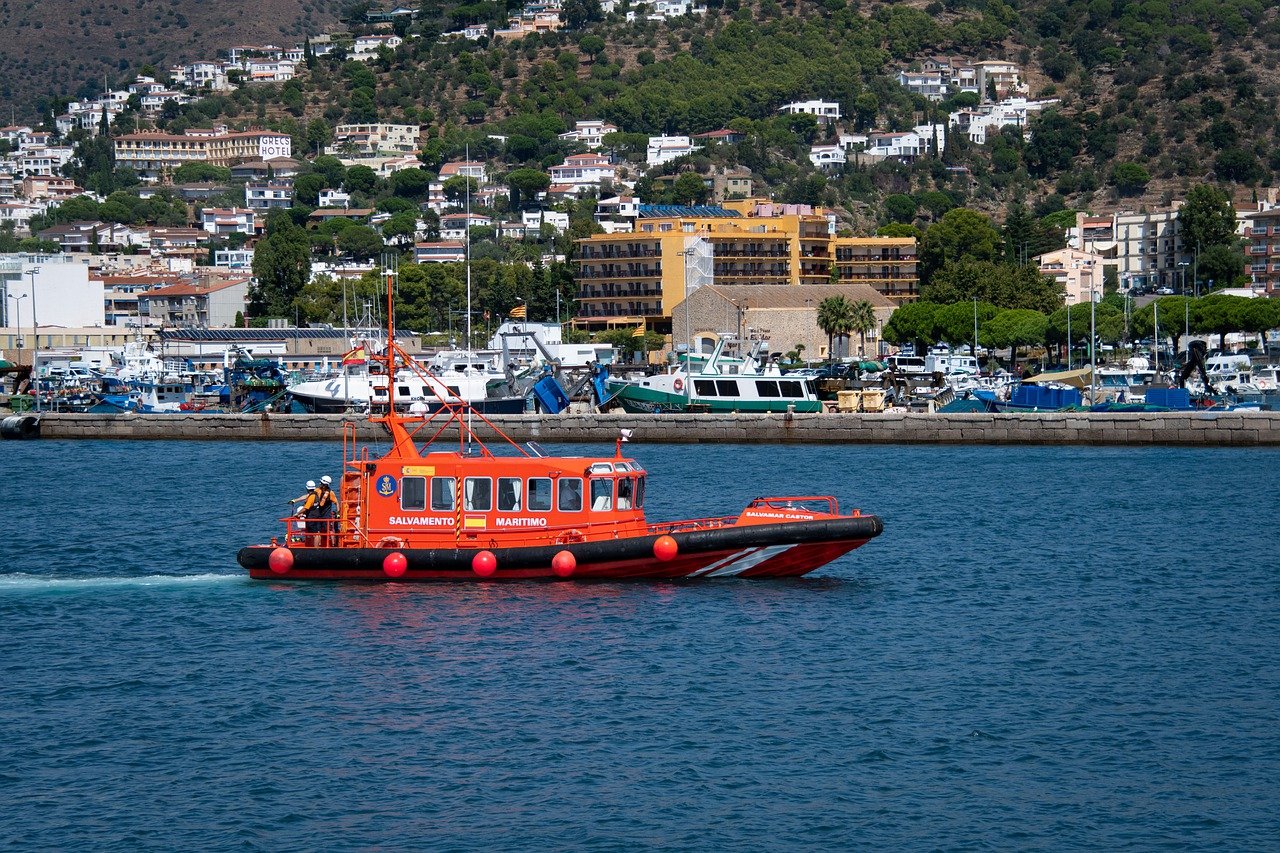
[1034,248,1106,307]
[137,275,252,327]
[573,198,918,332]
[832,237,919,303]
[245,182,294,210]
[113,128,293,180]
[778,100,841,124]
[1068,210,1185,291]
[414,241,466,264]
[1243,207,1280,295]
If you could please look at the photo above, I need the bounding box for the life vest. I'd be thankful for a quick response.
[316,486,336,514]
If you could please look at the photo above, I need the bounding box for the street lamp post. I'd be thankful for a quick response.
[1089,285,1097,404]
[1066,295,1073,369]
[27,269,39,413]
[8,292,28,397]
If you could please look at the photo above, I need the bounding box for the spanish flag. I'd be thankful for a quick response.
[631,325,646,338]
[509,304,527,319]
[342,345,367,365]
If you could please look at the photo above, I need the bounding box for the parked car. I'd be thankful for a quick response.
[1155,286,1175,295]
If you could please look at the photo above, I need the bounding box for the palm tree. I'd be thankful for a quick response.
[817,295,855,359]
[849,300,878,357]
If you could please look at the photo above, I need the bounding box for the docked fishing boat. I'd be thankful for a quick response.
[607,339,824,414]
[238,290,882,582]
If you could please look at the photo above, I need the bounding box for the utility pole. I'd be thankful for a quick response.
[27,268,39,413]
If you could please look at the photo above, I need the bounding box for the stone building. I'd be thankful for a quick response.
[670,283,897,361]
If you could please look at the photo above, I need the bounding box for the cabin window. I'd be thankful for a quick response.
[617,477,635,510]
[590,478,613,511]
[635,476,646,508]
[430,477,456,512]
[401,476,426,511]
[398,385,411,396]
[528,477,553,512]
[694,379,717,396]
[373,386,387,396]
[757,380,780,397]
[716,380,739,396]
[464,477,492,512]
[558,477,583,512]
[446,384,461,397]
[497,477,522,512]
[779,380,803,397]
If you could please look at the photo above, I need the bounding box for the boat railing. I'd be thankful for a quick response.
[745,495,844,515]
[649,516,737,535]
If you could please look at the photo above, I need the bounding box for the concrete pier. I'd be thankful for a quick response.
[24,411,1280,445]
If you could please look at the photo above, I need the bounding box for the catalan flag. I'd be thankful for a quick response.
[509,304,527,319]
[341,345,367,365]
[631,325,646,338]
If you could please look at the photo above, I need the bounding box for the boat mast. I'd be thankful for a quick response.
[464,143,474,446]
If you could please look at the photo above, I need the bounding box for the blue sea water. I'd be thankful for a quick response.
[2,438,1279,850]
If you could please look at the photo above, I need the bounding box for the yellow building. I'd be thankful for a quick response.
[574,199,918,332]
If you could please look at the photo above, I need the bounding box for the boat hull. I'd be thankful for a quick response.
[612,383,824,414]
[239,516,883,581]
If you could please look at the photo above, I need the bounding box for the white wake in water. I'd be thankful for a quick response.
[0,572,243,591]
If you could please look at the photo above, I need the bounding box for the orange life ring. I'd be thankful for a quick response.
[673,378,684,392]
[377,536,405,549]
[557,529,586,544]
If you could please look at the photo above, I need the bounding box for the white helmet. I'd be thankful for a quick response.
[320,475,333,486]
[306,480,316,489]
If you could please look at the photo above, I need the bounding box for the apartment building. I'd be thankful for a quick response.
[646,136,699,167]
[778,100,842,124]
[1068,210,1184,291]
[548,153,616,195]
[1243,207,1280,295]
[558,120,620,149]
[245,182,294,210]
[329,123,421,156]
[1033,248,1106,306]
[138,276,251,327]
[113,128,293,180]
[832,238,919,303]
[573,199,918,331]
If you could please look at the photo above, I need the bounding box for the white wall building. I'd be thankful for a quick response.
[558,120,620,150]
[778,100,842,124]
[0,254,104,329]
[646,135,699,167]
[809,144,846,171]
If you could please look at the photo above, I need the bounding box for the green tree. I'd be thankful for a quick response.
[1132,296,1195,355]
[311,155,347,188]
[390,167,431,199]
[172,162,231,183]
[506,168,551,209]
[671,172,710,205]
[983,309,1048,369]
[250,216,312,317]
[560,0,602,29]
[1178,184,1236,255]
[382,211,419,246]
[579,34,606,61]
[338,225,385,260]
[848,300,878,356]
[1110,162,1150,197]
[443,175,479,202]
[294,173,326,207]
[882,301,940,356]
[1194,293,1254,349]
[883,193,917,224]
[923,259,1063,313]
[919,208,1002,283]
[816,295,855,359]
[344,164,379,194]
[1197,243,1247,290]
[934,300,999,353]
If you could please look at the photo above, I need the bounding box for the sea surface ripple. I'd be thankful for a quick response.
[1,439,1278,850]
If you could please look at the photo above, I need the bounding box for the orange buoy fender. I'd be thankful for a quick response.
[383,551,407,578]
[268,547,294,574]
[653,535,678,562]
[472,550,497,577]
[551,550,576,578]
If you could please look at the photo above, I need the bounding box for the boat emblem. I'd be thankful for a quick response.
[376,474,398,497]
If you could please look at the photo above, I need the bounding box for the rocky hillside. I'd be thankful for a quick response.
[0,0,346,118]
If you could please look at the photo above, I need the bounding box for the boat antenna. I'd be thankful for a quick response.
[464,142,474,448]
[385,254,396,416]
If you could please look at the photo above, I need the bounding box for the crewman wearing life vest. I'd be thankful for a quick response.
[315,475,339,546]
[291,480,324,545]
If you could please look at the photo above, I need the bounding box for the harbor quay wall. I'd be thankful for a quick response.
[27,411,1280,445]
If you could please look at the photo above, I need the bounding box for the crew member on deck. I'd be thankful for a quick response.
[316,475,339,546]
[293,480,323,545]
